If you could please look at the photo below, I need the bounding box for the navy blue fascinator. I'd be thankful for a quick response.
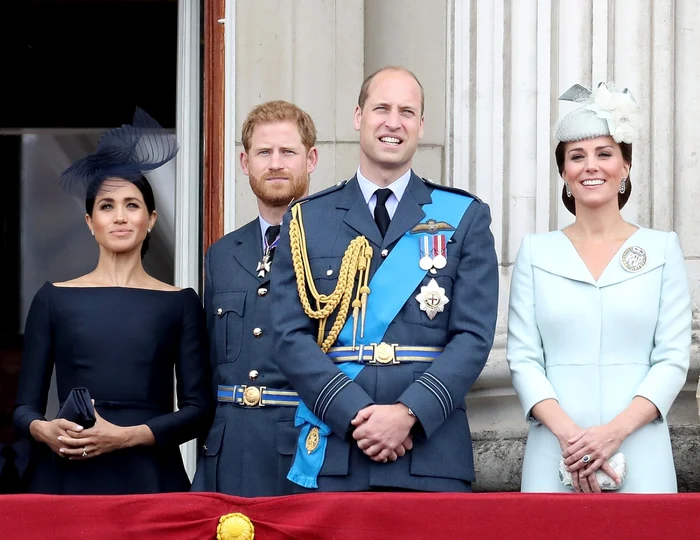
[59,108,178,199]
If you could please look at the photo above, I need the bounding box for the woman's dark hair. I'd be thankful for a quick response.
[555,141,632,216]
[85,176,156,258]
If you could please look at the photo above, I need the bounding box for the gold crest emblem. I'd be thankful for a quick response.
[217,512,255,540]
[306,427,320,454]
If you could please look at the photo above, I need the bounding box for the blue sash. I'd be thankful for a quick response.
[287,190,473,488]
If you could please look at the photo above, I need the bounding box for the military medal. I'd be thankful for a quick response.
[432,235,447,269]
[256,231,280,278]
[415,278,449,320]
[620,246,647,272]
[306,426,320,454]
[419,235,433,270]
[256,257,271,278]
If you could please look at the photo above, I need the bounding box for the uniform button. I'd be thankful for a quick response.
[253,327,263,337]
[257,287,268,297]
[381,249,389,258]
[326,269,333,276]
[249,370,259,381]
[216,307,223,316]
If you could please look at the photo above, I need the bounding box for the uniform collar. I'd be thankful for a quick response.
[258,216,281,249]
[356,167,412,204]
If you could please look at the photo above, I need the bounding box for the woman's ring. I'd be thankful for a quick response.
[81,447,88,458]
[581,454,591,464]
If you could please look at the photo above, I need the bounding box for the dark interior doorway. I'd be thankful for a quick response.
[0,1,179,490]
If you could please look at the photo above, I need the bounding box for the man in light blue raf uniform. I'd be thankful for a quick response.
[271,66,499,492]
[192,101,318,496]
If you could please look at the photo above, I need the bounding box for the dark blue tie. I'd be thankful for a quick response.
[374,189,392,238]
[264,225,281,263]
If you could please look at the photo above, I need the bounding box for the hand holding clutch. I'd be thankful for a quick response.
[559,452,627,491]
[56,388,96,429]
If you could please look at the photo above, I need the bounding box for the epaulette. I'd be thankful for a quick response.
[288,179,351,209]
[421,177,483,203]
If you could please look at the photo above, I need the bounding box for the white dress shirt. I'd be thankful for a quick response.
[356,167,412,219]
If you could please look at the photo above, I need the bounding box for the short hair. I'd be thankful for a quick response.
[241,100,317,152]
[555,141,633,216]
[357,66,425,116]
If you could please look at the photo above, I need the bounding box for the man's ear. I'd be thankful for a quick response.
[353,105,362,132]
[306,147,318,174]
[240,151,250,175]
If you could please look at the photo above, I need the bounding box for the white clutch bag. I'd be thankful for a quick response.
[558,452,627,491]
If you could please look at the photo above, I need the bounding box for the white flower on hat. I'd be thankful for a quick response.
[585,83,641,144]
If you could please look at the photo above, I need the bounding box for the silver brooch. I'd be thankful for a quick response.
[415,278,449,320]
[620,246,647,272]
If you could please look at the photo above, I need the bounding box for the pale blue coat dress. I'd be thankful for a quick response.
[507,227,691,493]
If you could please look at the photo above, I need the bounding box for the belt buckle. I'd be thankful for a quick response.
[241,385,266,407]
[370,342,399,365]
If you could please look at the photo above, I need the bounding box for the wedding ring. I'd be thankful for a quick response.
[82,447,88,458]
[581,454,591,464]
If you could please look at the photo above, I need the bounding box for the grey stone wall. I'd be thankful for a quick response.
[473,425,700,493]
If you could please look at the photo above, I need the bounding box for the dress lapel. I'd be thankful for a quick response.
[338,177,384,248]
[231,220,264,279]
[596,228,665,288]
[530,228,665,288]
[381,172,430,249]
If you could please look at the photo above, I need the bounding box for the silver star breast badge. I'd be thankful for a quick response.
[415,278,449,320]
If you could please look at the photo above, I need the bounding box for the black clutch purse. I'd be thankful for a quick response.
[56,388,96,429]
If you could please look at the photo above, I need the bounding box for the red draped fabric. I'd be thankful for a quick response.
[1,492,699,539]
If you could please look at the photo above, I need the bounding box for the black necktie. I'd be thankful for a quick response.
[374,189,392,238]
[264,225,281,263]
[0,445,20,494]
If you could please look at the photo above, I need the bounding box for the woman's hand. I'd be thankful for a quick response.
[58,409,128,460]
[555,423,602,493]
[29,418,84,456]
[556,423,582,453]
[562,424,623,485]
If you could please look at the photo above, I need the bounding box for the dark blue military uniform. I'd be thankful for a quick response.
[191,220,298,496]
[271,172,499,492]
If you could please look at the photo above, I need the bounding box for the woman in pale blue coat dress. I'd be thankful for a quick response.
[507,83,691,493]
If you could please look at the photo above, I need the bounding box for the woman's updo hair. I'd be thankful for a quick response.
[85,176,156,258]
[555,141,633,216]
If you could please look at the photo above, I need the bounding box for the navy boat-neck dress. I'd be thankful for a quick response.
[13,282,212,494]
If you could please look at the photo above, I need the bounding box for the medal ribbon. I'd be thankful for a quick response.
[433,235,446,258]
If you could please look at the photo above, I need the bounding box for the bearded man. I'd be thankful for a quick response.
[191,101,318,496]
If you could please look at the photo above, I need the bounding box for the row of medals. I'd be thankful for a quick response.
[419,234,447,273]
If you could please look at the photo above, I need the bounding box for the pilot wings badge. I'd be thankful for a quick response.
[415,278,449,320]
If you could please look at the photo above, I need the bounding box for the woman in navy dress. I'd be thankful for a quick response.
[13,110,212,494]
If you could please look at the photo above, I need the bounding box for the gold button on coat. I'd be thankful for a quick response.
[253,327,263,337]
[249,370,259,380]
[257,287,268,297]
